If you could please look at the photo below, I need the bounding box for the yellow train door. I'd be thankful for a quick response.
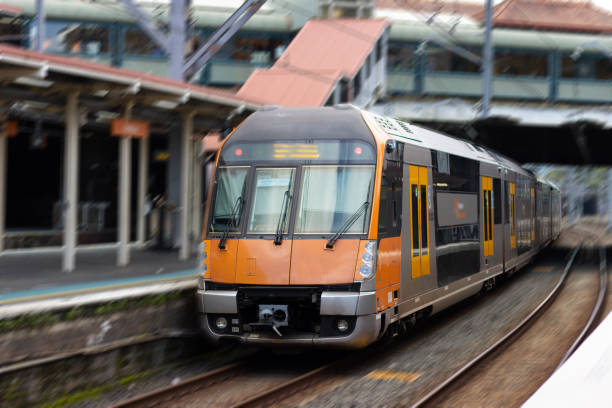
[409,165,430,278]
[482,176,493,257]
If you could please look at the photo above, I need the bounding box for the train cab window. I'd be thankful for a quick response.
[295,165,374,234]
[247,168,295,234]
[210,167,249,233]
[379,158,403,237]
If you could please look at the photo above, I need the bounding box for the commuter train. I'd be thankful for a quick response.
[196,105,561,348]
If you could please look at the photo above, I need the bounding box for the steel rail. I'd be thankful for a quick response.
[231,362,335,408]
[410,245,581,408]
[556,246,607,369]
[110,361,246,408]
[231,348,370,408]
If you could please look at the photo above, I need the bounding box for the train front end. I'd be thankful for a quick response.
[196,106,384,348]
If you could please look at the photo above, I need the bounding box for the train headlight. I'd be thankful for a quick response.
[358,240,376,279]
[198,240,211,278]
[337,319,349,332]
[215,317,228,330]
[359,264,373,279]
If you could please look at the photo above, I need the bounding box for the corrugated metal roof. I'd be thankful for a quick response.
[0,0,292,31]
[237,18,389,107]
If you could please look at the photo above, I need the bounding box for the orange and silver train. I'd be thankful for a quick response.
[196,106,561,348]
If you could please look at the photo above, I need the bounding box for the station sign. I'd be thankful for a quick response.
[1,120,18,137]
[110,119,149,138]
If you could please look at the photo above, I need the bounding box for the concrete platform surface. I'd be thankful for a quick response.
[0,246,197,304]
[524,309,612,408]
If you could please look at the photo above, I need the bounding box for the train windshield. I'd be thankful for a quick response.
[295,165,374,234]
[210,166,248,233]
[247,168,295,234]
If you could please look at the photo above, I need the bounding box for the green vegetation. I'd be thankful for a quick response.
[39,371,152,408]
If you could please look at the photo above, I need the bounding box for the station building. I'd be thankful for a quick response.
[0,0,611,263]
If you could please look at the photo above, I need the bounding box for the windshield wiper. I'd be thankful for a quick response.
[274,190,291,245]
[218,195,243,249]
[326,201,369,249]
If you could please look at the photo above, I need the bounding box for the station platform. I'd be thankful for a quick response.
[524,309,612,407]
[0,245,197,306]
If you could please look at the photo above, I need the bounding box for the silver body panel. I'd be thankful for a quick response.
[198,290,238,314]
[320,291,376,316]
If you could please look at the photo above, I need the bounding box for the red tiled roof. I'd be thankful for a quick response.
[0,44,265,107]
[237,18,389,107]
[478,0,612,34]
[0,3,21,16]
[239,67,339,107]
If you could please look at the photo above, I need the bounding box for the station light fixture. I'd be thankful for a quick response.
[13,76,53,88]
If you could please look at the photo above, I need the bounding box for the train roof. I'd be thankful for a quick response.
[230,105,375,145]
[363,110,532,177]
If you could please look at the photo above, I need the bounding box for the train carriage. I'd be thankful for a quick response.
[196,105,561,348]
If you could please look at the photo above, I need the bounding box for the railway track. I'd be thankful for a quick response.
[410,242,608,408]
[110,350,349,408]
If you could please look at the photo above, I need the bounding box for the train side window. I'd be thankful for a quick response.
[411,184,419,257]
[420,185,428,255]
[487,190,493,239]
[493,178,501,224]
[504,181,510,224]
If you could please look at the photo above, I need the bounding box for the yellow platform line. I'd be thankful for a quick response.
[365,369,422,383]
[532,266,554,273]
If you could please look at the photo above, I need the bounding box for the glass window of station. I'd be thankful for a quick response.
[42,21,109,55]
[495,50,548,77]
[209,140,376,237]
[561,54,612,80]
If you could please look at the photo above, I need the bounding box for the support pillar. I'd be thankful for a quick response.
[137,132,149,244]
[191,137,202,252]
[179,112,194,260]
[118,103,133,266]
[63,91,80,272]
[0,118,7,253]
[608,169,612,229]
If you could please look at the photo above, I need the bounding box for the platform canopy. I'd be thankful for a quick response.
[0,44,262,130]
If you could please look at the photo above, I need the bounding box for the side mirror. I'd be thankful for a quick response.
[385,140,397,154]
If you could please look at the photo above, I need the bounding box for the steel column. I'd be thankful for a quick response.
[179,112,194,260]
[63,91,80,272]
[34,0,45,51]
[0,120,7,253]
[168,0,187,81]
[118,103,133,266]
[137,135,149,244]
[481,0,494,118]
